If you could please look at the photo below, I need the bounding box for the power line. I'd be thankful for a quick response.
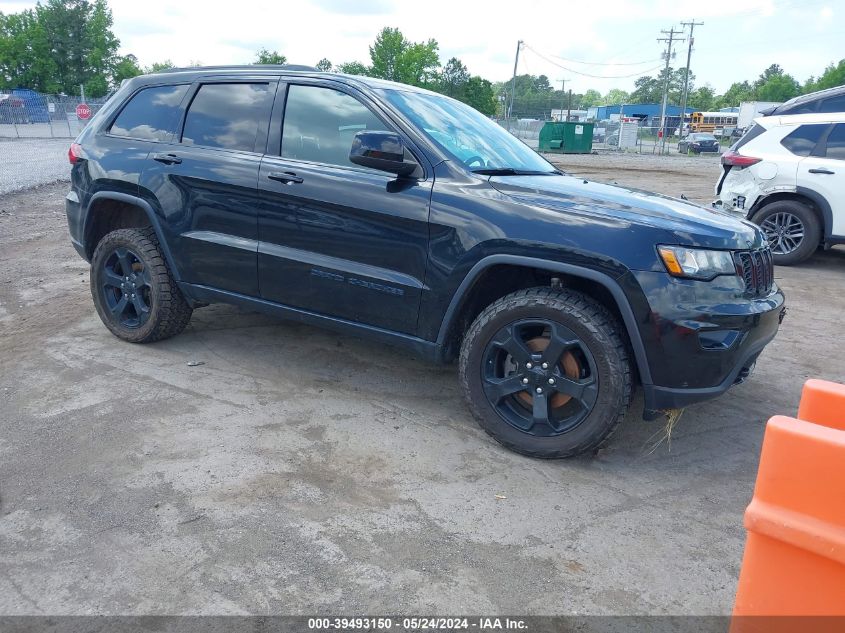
[523,45,664,79]
[541,51,663,67]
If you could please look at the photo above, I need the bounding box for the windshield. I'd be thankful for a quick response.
[692,134,716,140]
[380,88,556,174]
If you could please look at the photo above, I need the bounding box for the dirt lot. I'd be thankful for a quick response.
[1,164,844,616]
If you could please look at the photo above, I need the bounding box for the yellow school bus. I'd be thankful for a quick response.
[690,111,739,133]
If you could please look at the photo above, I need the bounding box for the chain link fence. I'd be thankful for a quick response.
[0,90,107,139]
[0,90,109,194]
[495,115,737,156]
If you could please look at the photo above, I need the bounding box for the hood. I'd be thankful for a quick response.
[489,174,764,250]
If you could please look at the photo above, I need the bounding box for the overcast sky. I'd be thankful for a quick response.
[2,0,843,94]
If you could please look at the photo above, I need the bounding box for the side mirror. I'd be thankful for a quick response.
[349,131,418,177]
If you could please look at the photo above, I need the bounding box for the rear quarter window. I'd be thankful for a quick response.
[818,94,845,114]
[109,84,189,141]
[780,124,828,157]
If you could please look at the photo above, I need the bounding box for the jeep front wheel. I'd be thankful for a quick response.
[459,287,632,459]
[90,227,193,343]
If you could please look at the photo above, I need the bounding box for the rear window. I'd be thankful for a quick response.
[731,123,766,151]
[181,83,271,152]
[109,84,189,141]
[780,124,828,157]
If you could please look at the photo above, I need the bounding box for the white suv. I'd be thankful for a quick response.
[715,112,845,265]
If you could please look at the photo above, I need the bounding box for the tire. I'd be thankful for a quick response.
[90,227,193,343]
[459,287,632,459]
[751,199,821,266]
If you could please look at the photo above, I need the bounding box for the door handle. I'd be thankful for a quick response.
[808,168,835,175]
[152,153,182,165]
[268,171,303,184]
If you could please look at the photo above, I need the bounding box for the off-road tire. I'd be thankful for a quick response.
[90,227,192,343]
[751,199,821,266]
[459,287,632,458]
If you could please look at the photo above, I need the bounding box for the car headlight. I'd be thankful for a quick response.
[657,246,736,280]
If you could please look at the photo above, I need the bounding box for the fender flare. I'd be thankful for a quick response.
[434,255,652,386]
[84,191,183,281]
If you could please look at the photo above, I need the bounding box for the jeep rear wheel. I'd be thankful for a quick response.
[459,287,632,459]
[751,200,820,265]
[90,228,192,343]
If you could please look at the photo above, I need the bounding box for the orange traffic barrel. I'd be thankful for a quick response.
[732,379,845,630]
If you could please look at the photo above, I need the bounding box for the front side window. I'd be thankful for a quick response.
[381,88,555,173]
[110,84,189,141]
[181,83,271,152]
[824,124,845,161]
[780,124,827,157]
[282,84,391,168]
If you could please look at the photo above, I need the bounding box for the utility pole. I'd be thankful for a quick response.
[657,27,684,154]
[557,78,569,121]
[679,20,703,139]
[507,40,523,129]
[567,89,572,122]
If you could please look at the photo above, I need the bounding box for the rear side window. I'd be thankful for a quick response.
[823,124,845,160]
[780,124,827,156]
[282,84,391,168]
[109,84,189,141]
[731,123,766,151]
[181,83,271,152]
[818,94,845,114]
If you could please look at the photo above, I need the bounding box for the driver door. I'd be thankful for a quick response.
[257,81,433,335]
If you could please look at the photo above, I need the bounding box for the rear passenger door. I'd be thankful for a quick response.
[799,123,845,237]
[139,78,275,296]
[257,80,433,335]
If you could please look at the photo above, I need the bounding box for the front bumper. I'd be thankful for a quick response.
[623,270,786,417]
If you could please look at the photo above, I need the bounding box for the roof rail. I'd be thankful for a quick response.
[156,64,319,74]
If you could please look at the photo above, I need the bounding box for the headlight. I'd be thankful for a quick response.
[657,246,736,280]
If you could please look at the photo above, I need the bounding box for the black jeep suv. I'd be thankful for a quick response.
[65,66,785,458]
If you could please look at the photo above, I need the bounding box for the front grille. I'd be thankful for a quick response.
[734,248,774,296]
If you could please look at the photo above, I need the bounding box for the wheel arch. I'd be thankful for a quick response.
[435,255,652,386]
[84,192,182,281]
[750,189,831,243]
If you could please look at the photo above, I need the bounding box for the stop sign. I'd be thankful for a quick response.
[76,103,91,120]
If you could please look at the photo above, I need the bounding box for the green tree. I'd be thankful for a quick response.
[630,67,693,104]
[580,89,602,107]
[717,81,753,108]
[368,27,439,86]
[336,61,369,76]
[604,88,629,105]
[689,84,716,111]
[145,60,175,73]
[254,48,286,64]
[808,59,845,91]
[111,54,141,84]
[462,76,496,115]
[439,56,469,96]
[754,65,800,101]
[315,58,333,72]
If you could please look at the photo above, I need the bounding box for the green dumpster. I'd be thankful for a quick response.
[538,121,594,154]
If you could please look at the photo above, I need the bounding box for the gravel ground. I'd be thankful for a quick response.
[1,160,844,617]
[0,138,72,195]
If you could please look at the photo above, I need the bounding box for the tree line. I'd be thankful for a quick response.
[1,0,843,119]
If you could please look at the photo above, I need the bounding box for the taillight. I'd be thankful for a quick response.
[68,142,83,164]
[721,149,761,167]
